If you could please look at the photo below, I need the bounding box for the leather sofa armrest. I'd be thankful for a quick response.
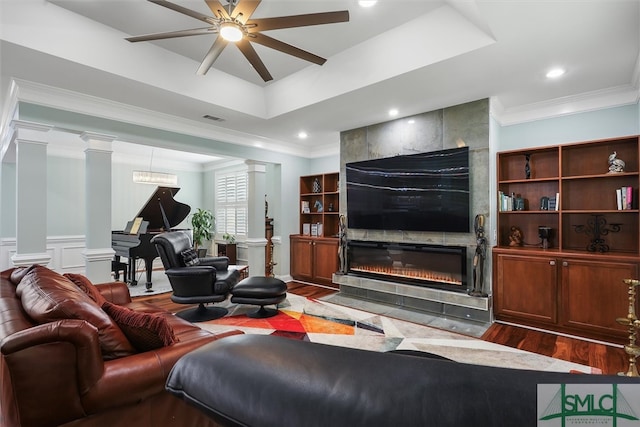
[198,256,229,270]
[165,266,219,295]
[95,281,132,305]
[1,319,106,427]
[166,266,217,277]
[1,319,104,393]
[81,329,243,414]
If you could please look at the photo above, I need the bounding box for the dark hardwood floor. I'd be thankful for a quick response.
[136,282,632,376]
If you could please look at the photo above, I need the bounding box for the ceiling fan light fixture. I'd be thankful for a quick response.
[220,21,243,42]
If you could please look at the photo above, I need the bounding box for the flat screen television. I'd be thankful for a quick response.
[346,146,470,233]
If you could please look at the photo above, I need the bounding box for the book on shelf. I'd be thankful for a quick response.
[498,191,513,211]
[302,223,310,236]
[547,193,559,211]
[616,186,634,210]
[311,223,318,237]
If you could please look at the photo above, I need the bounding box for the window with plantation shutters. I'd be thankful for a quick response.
[215,169,248,239]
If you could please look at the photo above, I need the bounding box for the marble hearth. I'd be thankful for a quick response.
[333,273,491,324]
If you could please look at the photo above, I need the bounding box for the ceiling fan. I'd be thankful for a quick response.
[126,0,350,82]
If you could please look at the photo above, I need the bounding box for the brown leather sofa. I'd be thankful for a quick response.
[0,265,242,427]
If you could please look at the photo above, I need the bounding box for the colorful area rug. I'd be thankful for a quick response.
[199,293,601,374]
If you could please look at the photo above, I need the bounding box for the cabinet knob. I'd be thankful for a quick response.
[562,261,568,267]
[549,260,556,266]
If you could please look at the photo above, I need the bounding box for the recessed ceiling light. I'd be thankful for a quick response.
[408,119,415,124]
[546,68,566,79]
[389,109,399,117]
[358,1,377,7]
[298,131,308,139]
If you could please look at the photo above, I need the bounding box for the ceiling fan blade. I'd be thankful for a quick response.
[149,0,216,25]
[236,39,273,82]
[230,0,261,24]
[251,33,325,66]
[204,0,230,20]
[197,37,229,75]
[126,27,216,42]
[248,10,349,32]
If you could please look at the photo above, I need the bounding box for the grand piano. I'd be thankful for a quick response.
[112,186,190,291]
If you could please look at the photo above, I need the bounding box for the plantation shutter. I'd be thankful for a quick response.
[215,170,248,238]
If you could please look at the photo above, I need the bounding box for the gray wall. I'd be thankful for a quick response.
[498,103,639,150]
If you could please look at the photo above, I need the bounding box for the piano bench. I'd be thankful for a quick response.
[111,259,128,282]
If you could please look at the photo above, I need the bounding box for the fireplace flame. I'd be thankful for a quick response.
[350,264,462,286]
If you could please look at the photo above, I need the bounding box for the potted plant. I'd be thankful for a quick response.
[191,208,215,257]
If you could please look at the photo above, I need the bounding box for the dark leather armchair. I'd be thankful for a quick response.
[151,231,240,322]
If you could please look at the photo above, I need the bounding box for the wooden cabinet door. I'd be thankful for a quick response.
[313,239,339,285]
[494,254,558,325]
[290,236,313,280]
[560,259,638,340]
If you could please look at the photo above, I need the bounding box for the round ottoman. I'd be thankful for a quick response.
[230,276,287,318]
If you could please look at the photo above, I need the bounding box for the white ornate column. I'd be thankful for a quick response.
[11,120,52,267]
[81,132,116,282]
[245,160,267,276]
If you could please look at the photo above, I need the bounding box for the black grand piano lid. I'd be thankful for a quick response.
[136,186,191,231]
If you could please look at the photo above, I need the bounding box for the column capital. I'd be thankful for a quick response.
[81,132,116,152]
[245,160,266,173]
[10,120,52,143]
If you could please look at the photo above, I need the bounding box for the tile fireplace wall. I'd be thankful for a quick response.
[338,99,491,323]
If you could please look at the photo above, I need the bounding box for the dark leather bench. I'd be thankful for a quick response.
[166,334,640,427]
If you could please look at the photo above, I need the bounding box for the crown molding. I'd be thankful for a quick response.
[493,51,640,127]
[7,78,319,159]
[493,84,639,127]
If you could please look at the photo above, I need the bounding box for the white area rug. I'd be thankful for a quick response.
[198,293,602,374]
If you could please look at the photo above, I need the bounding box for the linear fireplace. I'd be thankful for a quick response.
[347,240,467,293]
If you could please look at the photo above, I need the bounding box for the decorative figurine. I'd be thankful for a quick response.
[608,151,626,173]
[338,215,348,274]
[469,214,488,297]
[312,177,322,193]
[314,199,323,212]
[508,226,523,247]
[524,153,531,179]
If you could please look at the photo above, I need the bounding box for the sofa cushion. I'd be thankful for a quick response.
[102,301,177,351]
[16,265,136,359]
[63,273,108,306]
[181,248,200,266]
[9,265,36,285]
